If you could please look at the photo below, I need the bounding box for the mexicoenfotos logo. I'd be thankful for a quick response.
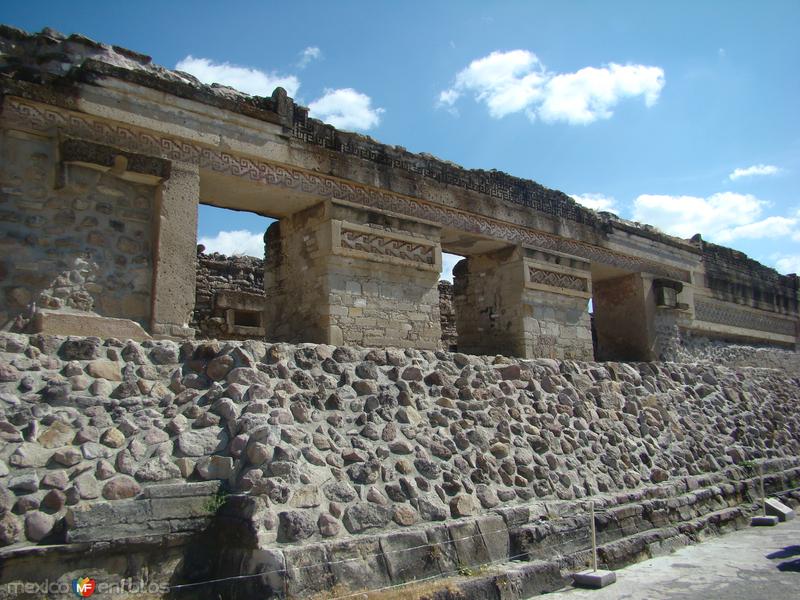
[72,577,96,597]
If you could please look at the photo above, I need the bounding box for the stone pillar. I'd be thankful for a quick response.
[264,200,442,349]
[150,162,199,338]
[454,247,593,360]
[593,273,657,361]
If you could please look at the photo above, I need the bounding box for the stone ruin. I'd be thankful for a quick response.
[0,24,799,600]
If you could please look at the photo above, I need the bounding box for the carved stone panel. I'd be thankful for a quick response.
[694,298,796,337]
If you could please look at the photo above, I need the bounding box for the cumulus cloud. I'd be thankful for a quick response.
[308,88,384,131]
[569,193,619,214]
[632,192,798,243]
[728,164,781,181]
[198,230,264,258]
[298,46,322,68]
[438,50,664,124]
[175,56,300,97]
[772,254,800,275]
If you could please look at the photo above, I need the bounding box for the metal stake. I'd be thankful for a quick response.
[760,463,766,516]
[590,501,597,572]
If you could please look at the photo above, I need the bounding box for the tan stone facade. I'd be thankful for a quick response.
[454,247,593,360]
[0,25,797,361]
[264,201,442,348]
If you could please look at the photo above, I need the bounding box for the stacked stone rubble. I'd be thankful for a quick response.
[192,250,265,338]
[1,332,799,548]
[438,281,457,351]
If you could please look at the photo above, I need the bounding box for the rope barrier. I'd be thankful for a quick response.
[169,521,592,591]
[168,459,800,595]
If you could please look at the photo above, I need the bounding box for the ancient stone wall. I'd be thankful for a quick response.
[2,332,799,552]
[454,249,593,360]
[0,133,154,331]
[700,239,799,315]
[438,281,457,351]
[656,320,800,375]
[1,25,799,359]
[192,250,265,339]
[264,202,442,349]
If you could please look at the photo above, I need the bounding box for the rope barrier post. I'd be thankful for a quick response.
[751,461,779,526]
[590,501,597,572]
[571,501,616,589]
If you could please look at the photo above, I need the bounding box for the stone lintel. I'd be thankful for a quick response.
[60,137,171,184]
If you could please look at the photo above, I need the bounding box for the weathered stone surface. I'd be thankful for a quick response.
[450,494,479,518]
[318,513,340,537]
[37,421,75,448]
[135,456,182,482]
[278,510,316,542]
[100,427,125,448]
[342,502,390,533]
[74,473,101,499]
[24,511,55,542]
[86,359,122,381]
[9,473,39,494]
[324,481,358,503]
[0,327,799,567]
[42,489,66,511]
[176,428,227,457]
[40,470,69,490]
[196,456,234,480]
[0,513,22,546]
[102,476,141,500]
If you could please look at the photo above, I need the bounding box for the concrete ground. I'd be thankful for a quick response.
[544,518,800,599]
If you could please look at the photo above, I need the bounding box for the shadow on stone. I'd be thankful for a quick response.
[776,559,800,573]
[766,544,800,560]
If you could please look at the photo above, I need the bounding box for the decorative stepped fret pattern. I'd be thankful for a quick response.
[694,299,795,337]
[528,267,588,292]
[340,229,434,265]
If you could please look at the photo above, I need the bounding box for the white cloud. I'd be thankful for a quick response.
[772,254,800,274]
[440,253,464,282]
[632,192,798,243]
[175,55,300,97]
[728,164,781,181]
[198,230,264,258]
[539,63,664,125]
[308,88,384,131]
[298,46,322,68]
[569,193,618,214]
[720,216,796,242]
[438,50,664,125]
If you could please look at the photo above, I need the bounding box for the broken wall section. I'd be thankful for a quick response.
[0,131,155,332]
[193,250,265,339]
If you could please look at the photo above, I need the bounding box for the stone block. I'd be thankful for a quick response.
[328,538,391,592]
[379,530,436,584]
[66,499,151,542]
[150,496,213,520]
[572,569,617,588]
[448,520,490,568]
[765,498,796,522]
[476,514,509,563]
[282,544,332,598]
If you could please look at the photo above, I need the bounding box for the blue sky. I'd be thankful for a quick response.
[4,1,800,279]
